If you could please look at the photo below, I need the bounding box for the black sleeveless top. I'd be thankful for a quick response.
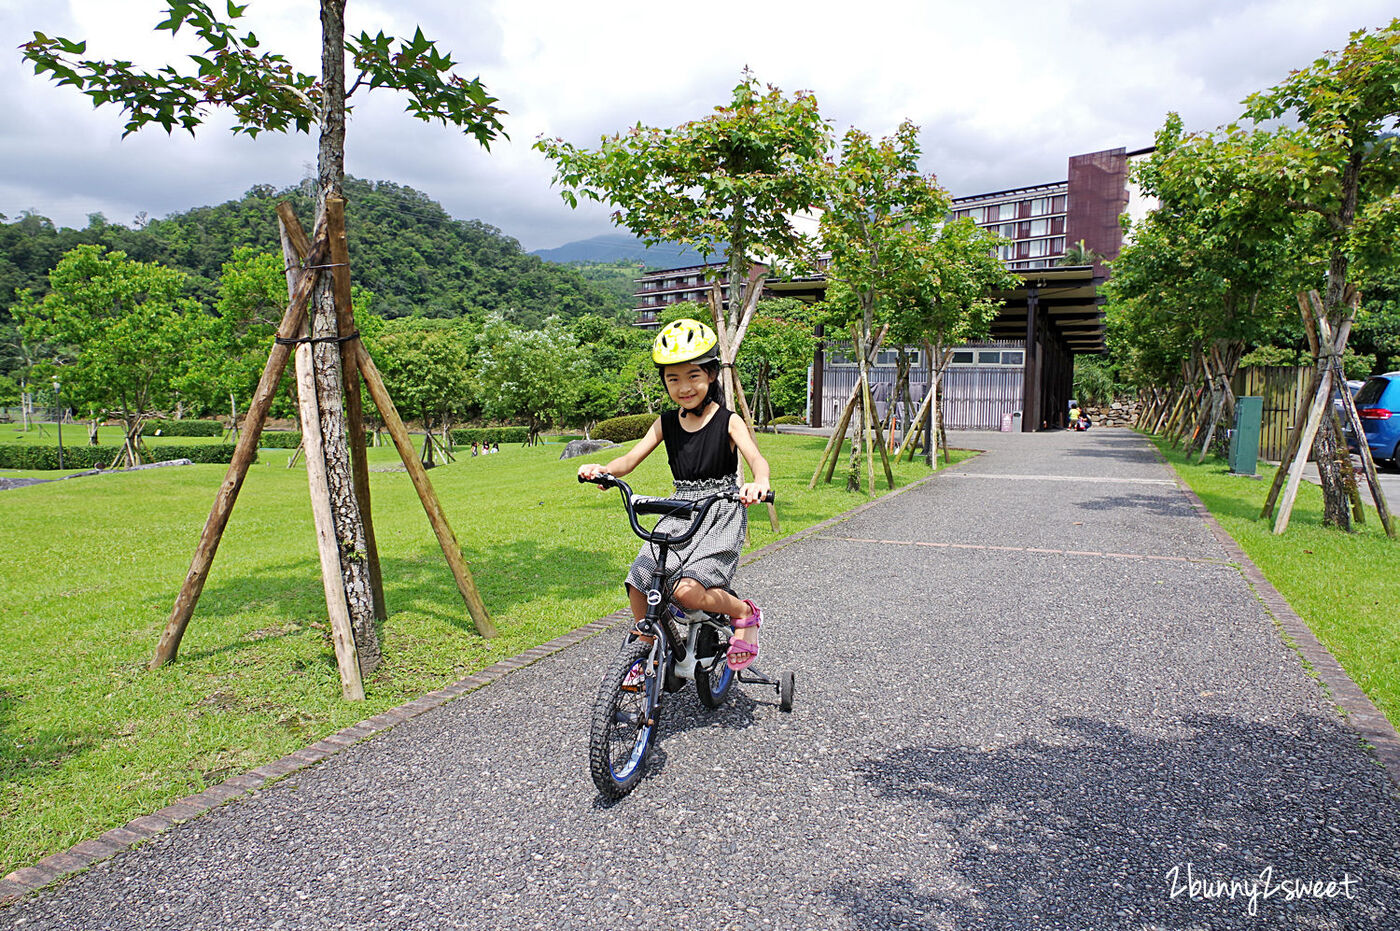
[661,407,738,481]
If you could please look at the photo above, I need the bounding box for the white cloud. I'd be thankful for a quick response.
[2,0,1396,249]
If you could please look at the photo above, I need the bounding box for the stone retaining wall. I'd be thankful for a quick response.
[1084,398,1142,428]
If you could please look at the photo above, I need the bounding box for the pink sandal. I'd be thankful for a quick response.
[726,600,762,672]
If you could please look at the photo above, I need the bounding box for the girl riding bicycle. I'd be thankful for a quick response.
[578,318,771,671]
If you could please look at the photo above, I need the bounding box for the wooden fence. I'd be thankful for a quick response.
[1231,365,1309,461]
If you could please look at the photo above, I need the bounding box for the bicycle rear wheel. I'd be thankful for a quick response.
[589,639,657,798]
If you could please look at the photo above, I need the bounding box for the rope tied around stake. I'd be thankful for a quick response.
[274,330,362,347]
[283,261,350,274]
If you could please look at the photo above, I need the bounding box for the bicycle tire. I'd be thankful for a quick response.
[589,639,657,798]
[694,621,734,709]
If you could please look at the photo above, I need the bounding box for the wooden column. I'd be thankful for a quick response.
[1023,286,1040,431]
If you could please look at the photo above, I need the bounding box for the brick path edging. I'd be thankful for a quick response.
[1161,457,1400,789]
[0,459,967,906]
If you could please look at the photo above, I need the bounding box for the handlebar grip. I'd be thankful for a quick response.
[762,490,775,505]
[578,472,615,487]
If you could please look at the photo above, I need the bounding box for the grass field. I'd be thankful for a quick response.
[1152,437,1400,731]
[0,428,954,875]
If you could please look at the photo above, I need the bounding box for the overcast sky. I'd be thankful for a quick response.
[1,0,1395,252]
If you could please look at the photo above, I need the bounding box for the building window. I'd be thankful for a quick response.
[1052,194,1067,213]
[1001,202,1019,221]
[1030,197,1052,216]
[998,243,1015,261]
[951,349,1026,366]
[1028,238,1053,257]
[999,223,1017,240]
[1029,218,1050,237]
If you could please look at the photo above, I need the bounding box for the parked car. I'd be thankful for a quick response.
[1347,372,1400,469]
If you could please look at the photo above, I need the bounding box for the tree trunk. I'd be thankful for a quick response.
[1314,410,1351,531]
[846,394,863,493]
[312,0,379,675]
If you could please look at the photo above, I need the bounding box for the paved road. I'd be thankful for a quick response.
[5,429,1399,929]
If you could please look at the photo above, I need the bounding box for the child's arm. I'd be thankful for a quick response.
[577,418,664,481]
[728,416,771,505]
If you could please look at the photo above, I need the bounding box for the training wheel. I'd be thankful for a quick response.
[779,671,795,712]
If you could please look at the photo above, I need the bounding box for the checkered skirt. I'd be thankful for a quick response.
[625,476,746,597]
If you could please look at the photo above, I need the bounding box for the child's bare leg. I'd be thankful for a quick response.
[671,580,759,653]
[626,583,648,624]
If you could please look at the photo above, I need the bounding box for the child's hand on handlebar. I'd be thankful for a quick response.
[739,482,770,505]
[578,463,608,484]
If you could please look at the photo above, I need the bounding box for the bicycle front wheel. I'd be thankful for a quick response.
[694,622,734,709]
[589,639,657,798]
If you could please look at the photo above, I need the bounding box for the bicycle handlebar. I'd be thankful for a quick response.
[578,472,774,546]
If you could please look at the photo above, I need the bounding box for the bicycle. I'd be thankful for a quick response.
[580,472,795,798]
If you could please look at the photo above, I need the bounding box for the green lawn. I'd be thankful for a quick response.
[1151,436,1400,730]
[0,430,950,874]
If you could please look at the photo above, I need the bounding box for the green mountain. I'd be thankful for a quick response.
[531,233,713,268]
[0,178,633,340]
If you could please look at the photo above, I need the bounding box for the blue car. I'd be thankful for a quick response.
[1348,372,1400,469]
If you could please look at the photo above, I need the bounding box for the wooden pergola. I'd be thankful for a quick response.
[987,265,1107,430]
[768,265,1107,430]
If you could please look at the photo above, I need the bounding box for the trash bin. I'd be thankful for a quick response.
[1011,411,1023,433]
[1228,396,1262,475]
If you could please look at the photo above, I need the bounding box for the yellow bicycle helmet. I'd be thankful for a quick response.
[652,318,720,366]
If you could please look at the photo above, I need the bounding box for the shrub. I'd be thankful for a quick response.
[154,443,240,464]
[253,430,372,449]
[772,415,807,426]
[0,443,242,470]
[591,414,659,443]
[142,419,223,437]
[257,431,303,449]
[450,426,529,446]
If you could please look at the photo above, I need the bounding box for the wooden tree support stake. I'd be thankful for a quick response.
[1272,290,1360,535]
[295,342,365,700]
[357,343,497,638]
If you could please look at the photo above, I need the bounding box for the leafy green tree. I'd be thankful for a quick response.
[883,217,1015,463]
[16,245,203,464]
[1057,239,1104,267]
[816,121,952,488]
[1107,113,1314,465]
[24,0,510,672]
[474,314,580,444]
[0,373,19,408]
[175,247,288,423]
[537,71,830,443]
[366,317,475,454]
[738,299,818,424]
[569,313,658,425]
[1146,21,1400,524]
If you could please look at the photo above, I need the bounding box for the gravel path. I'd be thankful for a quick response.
[5,429,1398,929]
